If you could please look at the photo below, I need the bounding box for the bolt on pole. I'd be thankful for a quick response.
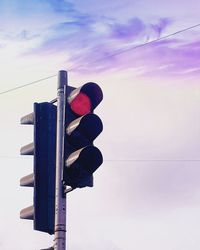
[54,70,67,250]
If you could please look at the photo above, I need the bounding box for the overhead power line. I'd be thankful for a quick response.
[105,159,200,162]
[1,156,200,162]
[0,74,57,96]
[110,23,200,56]
[0,23,200,96]
[69,23,200,71]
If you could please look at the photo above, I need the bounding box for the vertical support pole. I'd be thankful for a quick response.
[54,70,67,250]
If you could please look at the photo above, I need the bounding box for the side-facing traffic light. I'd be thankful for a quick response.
[20,102,56,234]
[63,82,103,188]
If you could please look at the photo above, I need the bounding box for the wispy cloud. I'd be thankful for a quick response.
[1,0,199,78]
[109,18,146,40]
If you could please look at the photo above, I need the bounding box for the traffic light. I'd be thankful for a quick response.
[20,102,56,235]
[63,82,103,188]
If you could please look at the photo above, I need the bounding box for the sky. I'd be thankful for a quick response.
[0,0,200,249]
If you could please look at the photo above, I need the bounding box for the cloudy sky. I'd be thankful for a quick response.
[0,0,200,249]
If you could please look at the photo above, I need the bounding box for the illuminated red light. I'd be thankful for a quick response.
[70,92,92,116]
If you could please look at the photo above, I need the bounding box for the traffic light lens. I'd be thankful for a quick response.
[70,92,91,116]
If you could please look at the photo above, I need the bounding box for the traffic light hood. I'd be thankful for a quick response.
[68,82,103,113]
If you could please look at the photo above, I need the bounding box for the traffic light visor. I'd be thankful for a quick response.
[68,82,103,115]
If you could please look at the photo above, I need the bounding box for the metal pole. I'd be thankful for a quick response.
[54,70,67,250]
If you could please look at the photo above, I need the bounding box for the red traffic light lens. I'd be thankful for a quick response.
[70,92,91,116]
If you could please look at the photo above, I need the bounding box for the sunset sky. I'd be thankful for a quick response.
[0,1,200,249]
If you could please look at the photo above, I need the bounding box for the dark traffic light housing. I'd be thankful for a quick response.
[63,82,103,188]
[20,102,56,234]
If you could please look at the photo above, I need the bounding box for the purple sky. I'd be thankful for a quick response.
[0,1,200,249]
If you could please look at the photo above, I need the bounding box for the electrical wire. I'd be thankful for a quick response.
[69,23,200,71]
[0,23,200,95]
[0,74,57,96]
[105,159,200,162]
[1,156,200,162]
